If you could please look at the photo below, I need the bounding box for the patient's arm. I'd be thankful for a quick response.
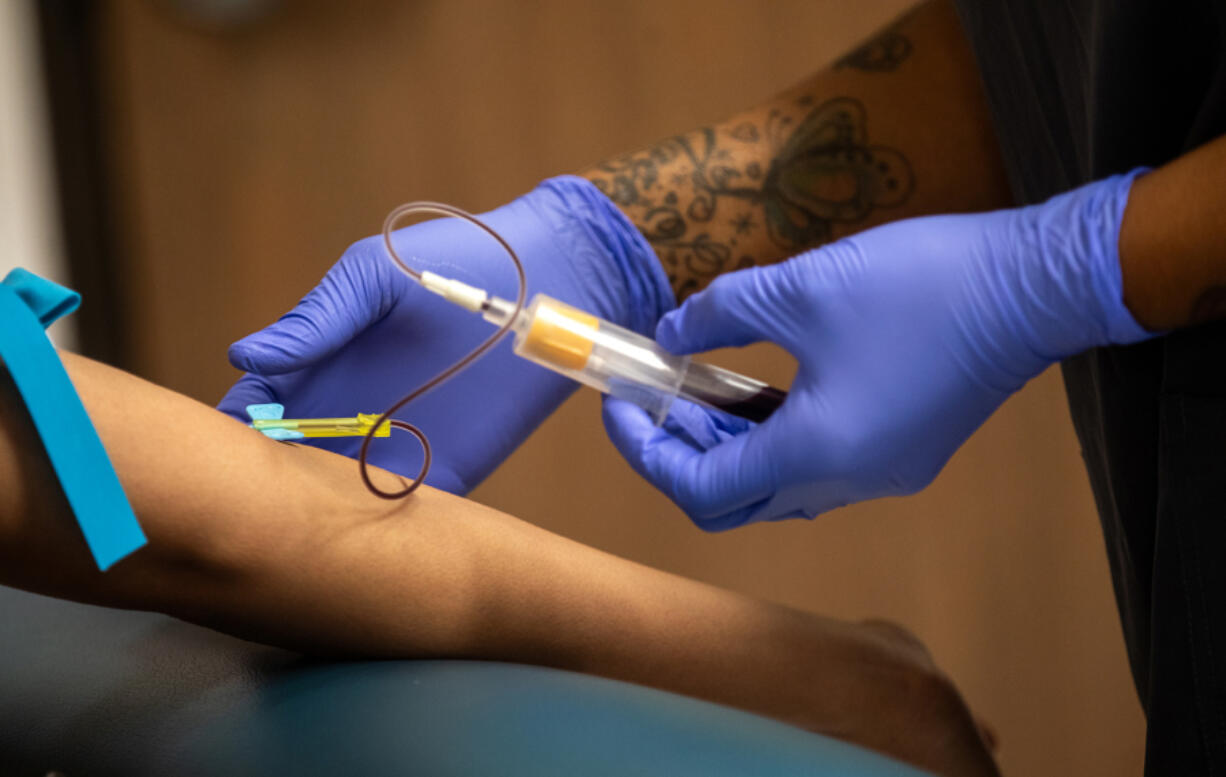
[0,353,997,777]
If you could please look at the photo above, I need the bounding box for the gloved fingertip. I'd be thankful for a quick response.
[226,330,312,376]
[654,277,767,353]
[601,396,657,448]
[226,338,261,373]
[654,310,689,354]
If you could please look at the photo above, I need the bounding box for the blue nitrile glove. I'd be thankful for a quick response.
[603,170,1155,531]
[218,175,673,494]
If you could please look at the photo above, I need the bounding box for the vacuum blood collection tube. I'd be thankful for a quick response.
[484,293,786,424]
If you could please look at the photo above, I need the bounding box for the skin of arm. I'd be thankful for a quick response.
[581,0,1012,300]
[579,0,1226,332]
[1118,132,1226,330]
[0,352,998,777]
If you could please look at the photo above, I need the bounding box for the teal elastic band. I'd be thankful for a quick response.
[0,268,146,571]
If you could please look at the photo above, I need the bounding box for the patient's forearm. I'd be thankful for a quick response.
[0,354,995,776]
[0,354,873,710]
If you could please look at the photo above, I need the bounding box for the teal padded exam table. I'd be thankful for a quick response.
[0,585,930,776]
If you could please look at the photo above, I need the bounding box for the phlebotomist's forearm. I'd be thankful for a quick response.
[581,0,1012,299]
[1118,132,1226,330]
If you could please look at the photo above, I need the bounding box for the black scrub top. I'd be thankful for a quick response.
[951,2,1226,774]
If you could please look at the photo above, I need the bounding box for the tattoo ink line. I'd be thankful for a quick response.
[587,97,915,298]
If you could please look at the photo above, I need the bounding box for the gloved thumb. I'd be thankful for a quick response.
[656,266,788,356]
[602,396,775,531]
[228,264,400,376]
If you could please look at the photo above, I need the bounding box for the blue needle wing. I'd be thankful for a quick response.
[246,403,305,441]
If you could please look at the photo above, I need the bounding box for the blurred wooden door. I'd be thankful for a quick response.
[101,1,1145,774]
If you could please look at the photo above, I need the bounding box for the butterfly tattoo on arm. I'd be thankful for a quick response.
[586,97,915,299]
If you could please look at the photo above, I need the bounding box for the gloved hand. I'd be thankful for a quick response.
[603,170,1154,530]
[219,176,673,494]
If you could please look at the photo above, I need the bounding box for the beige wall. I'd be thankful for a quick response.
[102,1,1145,774]
[0,0,74,347]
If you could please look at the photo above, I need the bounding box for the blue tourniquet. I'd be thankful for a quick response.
[0,268,146,570]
